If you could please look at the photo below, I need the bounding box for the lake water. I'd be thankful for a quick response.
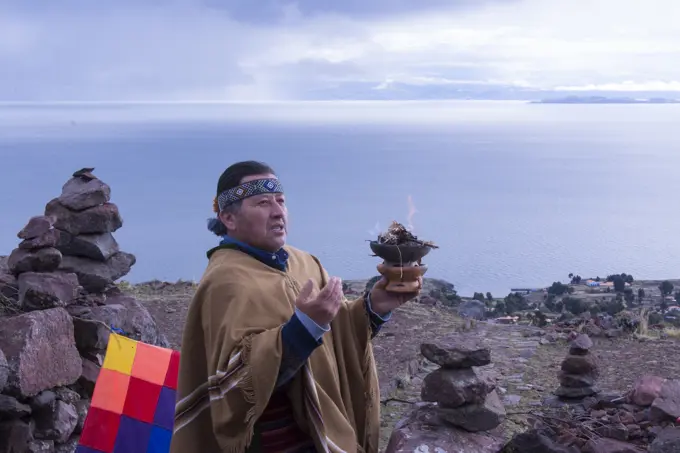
[1,100,680,296]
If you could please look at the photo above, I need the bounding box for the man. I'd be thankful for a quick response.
[170,161,421,453]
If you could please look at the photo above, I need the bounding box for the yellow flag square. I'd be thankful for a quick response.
[102,333,138,375]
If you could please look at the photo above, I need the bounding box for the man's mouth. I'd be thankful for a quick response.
[271,224,285,233]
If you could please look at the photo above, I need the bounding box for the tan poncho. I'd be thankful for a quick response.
[170,245,380,453]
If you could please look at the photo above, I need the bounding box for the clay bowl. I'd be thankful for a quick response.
[369,241,431,264]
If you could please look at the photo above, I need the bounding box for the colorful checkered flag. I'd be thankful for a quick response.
[76,333,179,453]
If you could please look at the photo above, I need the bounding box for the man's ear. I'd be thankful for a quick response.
[219,211,236,232]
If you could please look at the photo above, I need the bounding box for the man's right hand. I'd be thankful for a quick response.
[295,277,343,326]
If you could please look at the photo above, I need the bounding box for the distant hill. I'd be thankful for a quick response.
[531,95,680,104]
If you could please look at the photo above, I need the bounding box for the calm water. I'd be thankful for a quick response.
[1,101,680,296]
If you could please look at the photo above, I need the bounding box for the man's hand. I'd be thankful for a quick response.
[369,276,422,316]
[295,276,344,326]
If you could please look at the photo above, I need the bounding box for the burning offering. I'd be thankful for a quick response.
[369,221,438,293]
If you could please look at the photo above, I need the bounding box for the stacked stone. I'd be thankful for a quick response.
[420,339,506,432]
[43,168,135,293]
[0,169,167,452]
[6,214,81,312]
[555,333,600,399]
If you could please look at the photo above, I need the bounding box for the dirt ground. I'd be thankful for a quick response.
[128,279,680,451]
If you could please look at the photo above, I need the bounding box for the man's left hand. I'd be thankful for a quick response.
[369,276,423,316]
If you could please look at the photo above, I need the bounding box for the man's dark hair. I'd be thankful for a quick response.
[207,161,277,236]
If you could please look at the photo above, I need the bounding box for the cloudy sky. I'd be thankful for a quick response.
[2,0,680,101]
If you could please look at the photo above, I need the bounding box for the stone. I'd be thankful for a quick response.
[7,247,62,274]
[17,272,81,311]
[77,358,100,398]
[73,295,168,351]
[59,176,111,211]
[28,440,55,452]
[569,334,593,354]
[54,387,80,405]
[19,229,60,250]
[421,367,494,408]
[56,231,119,262]
[595,424,629,441]
[0,272,18,302]
[0,348,8,392]
[650,379,680,422]
[421,341,491,368]
[384,403,505,453]
[555,385,599,399]
[649,427,680,453]
[33,400,78,444]
[18,216,55,240]
[59,252,135,292]
[558,371,597,388]
[0,308,83,397]
[0,419,31,453]
[0,394,32,419]
[30,390,57,411]
[436,390,505,432]
[505,429,580,453]
[561,354,599,376]
[630,375,665,407]
[45,199,122,236]
[581,438,644,452]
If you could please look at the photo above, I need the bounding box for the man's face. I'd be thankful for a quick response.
[219,173,288,252]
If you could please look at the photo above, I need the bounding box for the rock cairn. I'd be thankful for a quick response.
[385,338,506,453]
[0,168,167,453]
[554,333,600,399]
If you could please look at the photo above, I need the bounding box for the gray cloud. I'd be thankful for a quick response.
[1,0,679,101]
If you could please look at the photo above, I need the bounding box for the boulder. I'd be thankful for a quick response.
[18,216,55,240]
[45,199,122,236]
[7,247,62,274]
[649,427,680,453]
[0,420,31,453]
[56,231,119,262]
[33,400,78,444]
[421,341,491,368]
[630,375,665,407]
[650,379,680,422]
[421,368,495,408]
[59,252,135,292]
[0,394,32,419]
[72,295,168,351]
[384,403,505,453]
[59,176,111,211]
[0,308,82,397]
[17,272,81,311]
[436,390,505,432]
[19,229,60,250]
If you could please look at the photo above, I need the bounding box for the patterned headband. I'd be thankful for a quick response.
[213,178,284,212]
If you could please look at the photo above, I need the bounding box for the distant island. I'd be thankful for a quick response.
[530,95,680,104]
